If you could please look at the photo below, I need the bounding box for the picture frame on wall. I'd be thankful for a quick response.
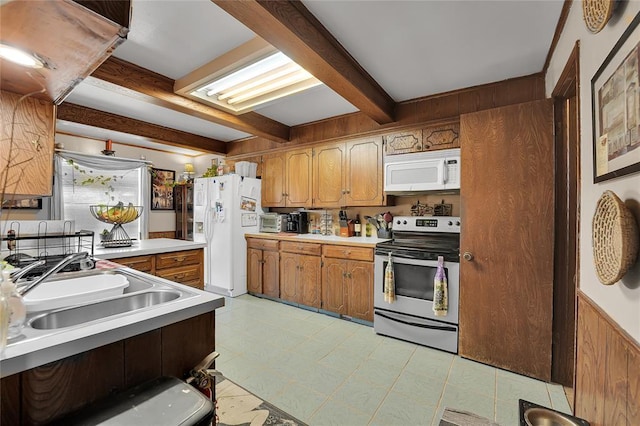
[1,198,42,209]
[592,11,640,183]
[151,168,175,210]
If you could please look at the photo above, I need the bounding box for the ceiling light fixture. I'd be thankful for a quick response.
[174,37,322,114]
[0,43,44,68]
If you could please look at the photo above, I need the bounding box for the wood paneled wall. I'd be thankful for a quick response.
[227,73,545,157]
[148,231,176,239]
[575,292,640,425]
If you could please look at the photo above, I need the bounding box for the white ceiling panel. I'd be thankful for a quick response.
[255,85,358,126]
[113,0,256,79]
[64,81,251,141]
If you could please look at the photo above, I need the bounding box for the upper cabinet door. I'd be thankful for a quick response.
[285,149,312,207]
[312,144,345,207]
[345,136,384,206]
[262,153,286,207]
[1,91,55,198]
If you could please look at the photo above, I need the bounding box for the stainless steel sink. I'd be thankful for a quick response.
[24,267,196,331]
[29,290,181,329]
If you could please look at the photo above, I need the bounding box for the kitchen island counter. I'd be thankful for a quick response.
[93,238,206,259]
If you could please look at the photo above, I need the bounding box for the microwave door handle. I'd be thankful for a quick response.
[442,159,448,183]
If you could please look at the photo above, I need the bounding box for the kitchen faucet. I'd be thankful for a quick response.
[17,252,91,296]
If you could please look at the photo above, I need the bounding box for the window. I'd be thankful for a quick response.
[53,152,150,240]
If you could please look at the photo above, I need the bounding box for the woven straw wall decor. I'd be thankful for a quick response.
[592,190,639,285]
[583,0,615,34]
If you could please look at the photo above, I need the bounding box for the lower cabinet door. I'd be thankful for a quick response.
[279,252,299,303]
[262,250,280,298]
[298,254,321,308]
[322,258,347,315]
[347,261,374,322]
[247,248,263,294]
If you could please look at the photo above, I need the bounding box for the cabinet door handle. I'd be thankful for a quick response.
[174,273,186,280]
[462,252,474,261]
[175,256,186,262]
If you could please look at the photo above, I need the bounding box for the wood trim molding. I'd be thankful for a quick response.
[543,0,574,75]
[552,41,580,98]
[89,57,291,143]
[226,72,545,157]
[213,0,396,124]
[57,103,227,154]
[575,291,640,425]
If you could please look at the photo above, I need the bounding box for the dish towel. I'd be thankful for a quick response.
[433,255,448,316]
[384,252,396,303]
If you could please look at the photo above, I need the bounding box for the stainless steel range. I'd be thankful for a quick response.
[374,216,460,353]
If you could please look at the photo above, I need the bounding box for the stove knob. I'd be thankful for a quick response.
[448,221,453,226]
[403,220,407,225]
[396,220,401,225]
[456,221,461,226]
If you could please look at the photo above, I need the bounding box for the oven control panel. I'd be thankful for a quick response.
[393,216,461,233]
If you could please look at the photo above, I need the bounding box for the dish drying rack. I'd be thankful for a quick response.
[2,220,95,278]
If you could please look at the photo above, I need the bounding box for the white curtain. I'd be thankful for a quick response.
[52,150,152,239]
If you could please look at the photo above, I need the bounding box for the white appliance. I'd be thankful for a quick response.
[384,148,460,194]
[193,174,262,297]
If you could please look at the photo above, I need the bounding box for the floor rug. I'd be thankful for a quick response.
[214,373,307,426]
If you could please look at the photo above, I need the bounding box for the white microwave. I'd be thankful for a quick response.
[384,148,460,194]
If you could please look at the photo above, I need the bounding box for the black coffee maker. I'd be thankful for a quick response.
[286,211,309,233]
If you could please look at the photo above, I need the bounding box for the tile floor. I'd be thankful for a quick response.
[215,295,571,425]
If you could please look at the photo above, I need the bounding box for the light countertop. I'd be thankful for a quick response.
[0,268,224,378]
[245,232,389,247]
[93,238,206,259]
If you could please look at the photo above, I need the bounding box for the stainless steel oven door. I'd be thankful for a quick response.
[374,254,459,324]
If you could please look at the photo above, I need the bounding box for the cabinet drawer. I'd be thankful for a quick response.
[322,245,373,261]
[155,249,201,270]
[247,238,279,251]
[280,241,321,256]
[181,279,204,291]
[111,255,155,273]
[156,263,202,284]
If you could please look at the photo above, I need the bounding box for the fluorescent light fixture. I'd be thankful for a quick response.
[175,38,322,114]
[0,43,44,68]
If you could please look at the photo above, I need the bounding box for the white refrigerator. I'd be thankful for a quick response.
[193,174,262,297]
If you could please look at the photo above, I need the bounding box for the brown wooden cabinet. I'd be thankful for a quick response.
[262,136,384,208]
[285,148,313,207]
[321,245,374,322]
[344,136,384,206]
[312,143,346,207]
[110,248,204,290]
[246,238,280,298]
[279,241,321,308]
[261,152,286,207]
[0,91,56,198]
[174,184,193,241]
[384,122,460,155]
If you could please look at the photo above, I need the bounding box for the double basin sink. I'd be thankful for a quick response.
[25,267,196,331]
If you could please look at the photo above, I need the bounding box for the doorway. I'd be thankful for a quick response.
[551,42,580,406]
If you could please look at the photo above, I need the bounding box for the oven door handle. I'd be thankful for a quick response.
[375,311,457,332]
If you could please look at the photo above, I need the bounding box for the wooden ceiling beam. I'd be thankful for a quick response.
[213,0,396,125]
[89,57,291,143]
[57,103,227,154]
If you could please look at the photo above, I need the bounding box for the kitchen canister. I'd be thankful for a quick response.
[592,190,639,285]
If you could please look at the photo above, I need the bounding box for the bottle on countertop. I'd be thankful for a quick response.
[365,222,372,237]
[354,214,361,237]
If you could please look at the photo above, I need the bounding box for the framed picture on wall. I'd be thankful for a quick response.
[1,198,42,209]
[151,168,175,210]
[592,11,640,183]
